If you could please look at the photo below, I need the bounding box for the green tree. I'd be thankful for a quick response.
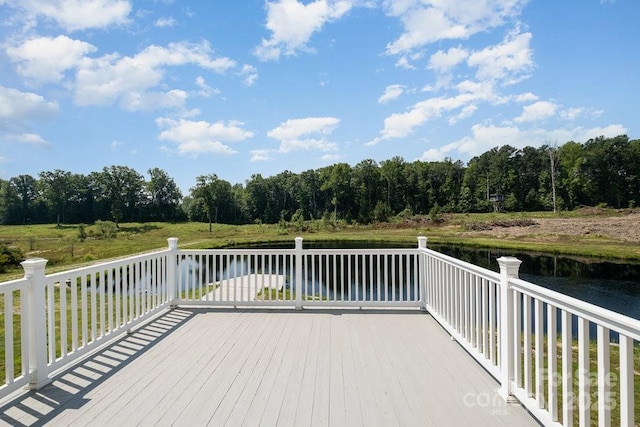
[320,163,352,221]
[352,159,382,223]
[245,174,269,223]
[96,166,145,227]
[297,169,322,220]
[145,168,182,221]
[39,169,72,226]
[191,174,234,231]
[380,156,406,213]
[557,141,589,209]
[0,179,21,224]
[9,175,39,224]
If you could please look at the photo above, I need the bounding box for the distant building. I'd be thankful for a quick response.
[489,193,504,212]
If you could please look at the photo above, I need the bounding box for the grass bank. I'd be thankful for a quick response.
[0,209,639,281]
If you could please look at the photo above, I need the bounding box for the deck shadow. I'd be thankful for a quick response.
[0,308,195,427]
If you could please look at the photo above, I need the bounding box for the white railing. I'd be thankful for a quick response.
[418,243,639,427]
[0,248,172,399]
[174,247,296,307]
[0,276,30,397]
[1,236,637,427]
[420,246,503,379]
[173,238,420,309]
[508,278,640,427]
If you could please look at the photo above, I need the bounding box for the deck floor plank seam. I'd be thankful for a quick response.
[218,314,287,426]
[327,314,347,427]
[60,310,230,426]
[310,314,332,427]
[151,311,259,426]
[201,312,282,425]
[274,315,318,427]
[205,312,281,426]
[362,313,422,426]
[91,309,241,426]
[233,312,296,426]
[294,314,322,426]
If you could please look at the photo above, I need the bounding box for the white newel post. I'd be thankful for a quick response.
[294,237,303,310]
[497,256,521,401]
[22,258,51,390]
[417,236,428,310]
[167,238,179,306]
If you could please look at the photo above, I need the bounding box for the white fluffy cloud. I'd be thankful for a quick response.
[155,17,176,27]
[0,86,57,146]
[250,149,273,162]
[385,0,527,54]
[368,90,489,145]
[514,92,539,103]
[0,86,58,124]
[156,118,254,155]
[371,28,534,145]
[267,117,340,153]
[194,76,220,98]
[420,122,629,161]
[3,133,50,146]
[254,0,353,61]
[6,37,246,111]
[6,35,97,85]
[239,64,258,87]
[514,101,557,123]
[8,0,131,31]
[378,84,406,104]
[560,107,583,121]
[74,41,236,110]
[428,46,468,73]
[467,30,534,84]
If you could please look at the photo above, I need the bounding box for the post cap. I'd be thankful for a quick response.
[167,237,179,250]
[21,258,48,277]
[497,256,522,278]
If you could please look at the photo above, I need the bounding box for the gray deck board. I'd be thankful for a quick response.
[0,308,540,427]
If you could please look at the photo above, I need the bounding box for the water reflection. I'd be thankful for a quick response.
[431,244,640,320]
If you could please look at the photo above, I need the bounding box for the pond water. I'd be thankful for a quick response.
[430,244,640,320]
[237,241,640,320]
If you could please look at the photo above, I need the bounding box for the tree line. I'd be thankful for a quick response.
[1,135,638,227]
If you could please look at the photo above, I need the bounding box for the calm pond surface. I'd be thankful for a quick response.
[238,241,640,320]
[430,244,640,321]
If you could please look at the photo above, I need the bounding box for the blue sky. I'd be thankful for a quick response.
[0,0,637,193]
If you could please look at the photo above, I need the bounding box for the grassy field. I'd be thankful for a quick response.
[1,209,639,281]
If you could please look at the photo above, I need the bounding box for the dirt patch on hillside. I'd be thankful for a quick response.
[460,212,640,243]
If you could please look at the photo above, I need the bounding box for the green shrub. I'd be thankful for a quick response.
[95,220,117,239]
[429,203,442,223]
[0,244,24,273]
[372,201,393,222]
[290,208,305,231]
[77,224,87,241]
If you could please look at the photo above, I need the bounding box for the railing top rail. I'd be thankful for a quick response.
[178,247,417,254]
[303,248,416,254]
[178,248,293,255]
[510,277,640,340]
[45,248,171,281]
[0,276,29,292]
[420,247,500,282]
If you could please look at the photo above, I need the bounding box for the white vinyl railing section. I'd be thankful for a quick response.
[0,249,172,399]
[174,237,419,309]
[0,236,637,426]
[419,243,639,427]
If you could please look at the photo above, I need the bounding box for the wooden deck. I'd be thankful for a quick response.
[0,308,539,426]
